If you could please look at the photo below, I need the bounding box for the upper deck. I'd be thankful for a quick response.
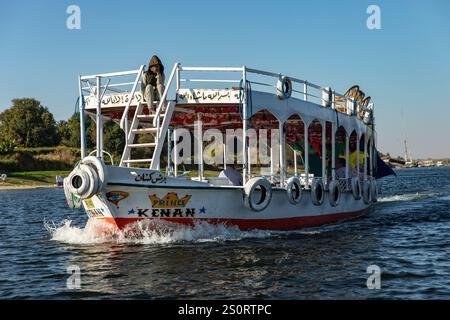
[79,64,374,134]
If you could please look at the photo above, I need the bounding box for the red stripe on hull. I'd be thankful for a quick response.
[97,209,367,231]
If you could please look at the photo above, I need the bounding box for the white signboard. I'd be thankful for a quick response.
[84,92,144,109]
[177,89,241,104]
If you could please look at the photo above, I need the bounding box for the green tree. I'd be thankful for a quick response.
[60,113,124,158]
[103,120,125,158]
[0,98,58,147]
[59,113,96,149]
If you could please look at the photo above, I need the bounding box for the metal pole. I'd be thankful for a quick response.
[304,81,308,101]
[242,66,248,185]
[322,121,326,185]
[369,135,373,177]
[78,76,86,159]
[223,143,227,170]
[174,129,178,177]
[96,76,103,159]
[124,113,129,167]
[167,128,172,175]
[270,146,274,183]
[304,124,309,188]
[279,120,285,186]
[356,134,361,178]
[331,122,336,181]
[363,134,367,180]
[197,118,204,181]
[345,133,350,187]
[176,64,180,91]
[294,151,297,176]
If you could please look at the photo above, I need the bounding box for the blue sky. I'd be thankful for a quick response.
[1,0,449,158]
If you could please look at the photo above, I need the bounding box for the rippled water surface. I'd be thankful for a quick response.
[1,167,449,299]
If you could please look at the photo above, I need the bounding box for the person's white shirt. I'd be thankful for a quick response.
[219,167,243,186]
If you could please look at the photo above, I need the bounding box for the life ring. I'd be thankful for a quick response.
[351,177,361,200]
[65,156,107,199]
[63,177,81,209]
[286,177,302,205]
[328,180,341,207]
[311,179,325,206]
[67,168,90,197]
[81,156,108,191]
[277,76,292,100]
[370,178,378,203]
[244,177,272,212]
[362,179,372,204]
[67,164,99,199]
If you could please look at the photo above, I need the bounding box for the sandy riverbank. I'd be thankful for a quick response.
[0,184,56,191]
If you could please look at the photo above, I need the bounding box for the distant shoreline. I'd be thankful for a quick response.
[0,184,55,191]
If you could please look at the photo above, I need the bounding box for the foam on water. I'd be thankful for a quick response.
[45,219,272,245]
[378,193,423,202]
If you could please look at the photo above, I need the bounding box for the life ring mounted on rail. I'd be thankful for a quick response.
[277,76,292,100]
[244,177,273,212]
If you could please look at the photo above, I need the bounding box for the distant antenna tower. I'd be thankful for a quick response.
[401,106,413,162]
[404,139,412,162]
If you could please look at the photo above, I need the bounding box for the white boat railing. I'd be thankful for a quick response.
[79,64,368,120]
[176,65,369,119]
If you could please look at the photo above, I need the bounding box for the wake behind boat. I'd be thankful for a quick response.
[63,60,387,230]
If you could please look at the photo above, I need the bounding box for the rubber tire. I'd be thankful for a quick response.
[286,177,302,205]
[351,177,362,200]
[362,179,372,204]
[370,178,378,203]
[311,179,325,206]
[244,177,273,212]
[328,180,341,207]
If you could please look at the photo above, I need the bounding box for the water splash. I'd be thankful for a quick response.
[378,193,423,202]
[378,192,447,203]
[45,219,272,245]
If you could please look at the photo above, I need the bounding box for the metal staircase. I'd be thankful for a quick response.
[119,63,179,169]
[119,100,175,169]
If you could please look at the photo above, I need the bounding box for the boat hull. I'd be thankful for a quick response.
[82,179,370,231]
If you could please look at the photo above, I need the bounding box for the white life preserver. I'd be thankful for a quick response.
[277,76,292,100]
[311,179,325,206]
[286,176,302,205]
[244,177,272,212]
[351,177,361,200]
[370,177,378,203]
[328,180,341,207]
[67,168,90,197]
[63,177,81,209]
[81,156,108,191]
[362,179,372,204]
[65,156,107,199]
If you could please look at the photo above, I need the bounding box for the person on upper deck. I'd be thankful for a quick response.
[141,55,165,113]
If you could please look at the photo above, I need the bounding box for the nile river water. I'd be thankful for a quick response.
[0,167,449,299]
